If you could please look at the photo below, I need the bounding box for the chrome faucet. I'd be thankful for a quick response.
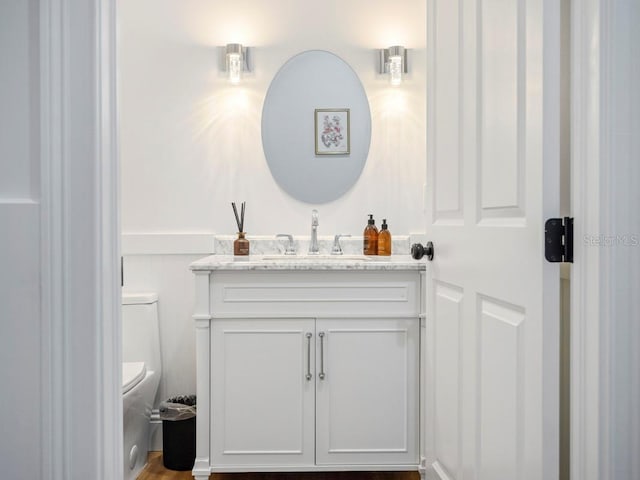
[331,234,351,255]
[309,209,319,254]
[276,234,296,255]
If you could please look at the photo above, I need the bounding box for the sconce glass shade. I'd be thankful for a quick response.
[389,55,403,85]
[226,43,244,84]
[379,45,408,86]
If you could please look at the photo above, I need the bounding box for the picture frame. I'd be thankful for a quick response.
[314,108,350,155]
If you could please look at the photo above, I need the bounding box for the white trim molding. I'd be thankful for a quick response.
[96,0,122,477]
[39,1,66,477]
[571,2,606,479]
[39,0,121,478]
[571,1,640,480]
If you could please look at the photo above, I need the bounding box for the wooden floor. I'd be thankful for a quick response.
[137,452,420,480]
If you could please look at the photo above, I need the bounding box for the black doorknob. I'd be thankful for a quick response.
[411,241,434,261]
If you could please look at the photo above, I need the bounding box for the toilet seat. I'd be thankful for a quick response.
[122,362,146,394]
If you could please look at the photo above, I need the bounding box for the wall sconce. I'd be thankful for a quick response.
[225,43,250,84]
[379,46,408,85]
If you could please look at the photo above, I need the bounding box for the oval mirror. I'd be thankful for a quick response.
[262,50,371,204]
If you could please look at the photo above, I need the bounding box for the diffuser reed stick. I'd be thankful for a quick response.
[232,202,240,230]
[231,201,246,232]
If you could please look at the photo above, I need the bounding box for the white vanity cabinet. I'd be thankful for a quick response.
[190,263,425,478]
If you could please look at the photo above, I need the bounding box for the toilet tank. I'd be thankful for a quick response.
[122,292,162,378]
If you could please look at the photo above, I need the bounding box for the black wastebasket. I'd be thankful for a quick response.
[159,395,196,471]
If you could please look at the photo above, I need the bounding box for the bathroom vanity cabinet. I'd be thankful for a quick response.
[190,258,426,478]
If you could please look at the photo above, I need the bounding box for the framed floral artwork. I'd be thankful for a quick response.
[314,108,350,155]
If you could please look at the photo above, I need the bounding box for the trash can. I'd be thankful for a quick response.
[159,395,196,471]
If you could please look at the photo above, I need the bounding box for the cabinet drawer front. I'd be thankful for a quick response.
[210,271,420,317]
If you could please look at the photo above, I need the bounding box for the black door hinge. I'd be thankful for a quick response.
[545,217,573,263]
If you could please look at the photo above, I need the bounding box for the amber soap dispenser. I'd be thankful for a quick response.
[378,219,391,256]
[363,214,379,255]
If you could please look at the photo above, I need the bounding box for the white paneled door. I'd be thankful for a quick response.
[425,1,561,480]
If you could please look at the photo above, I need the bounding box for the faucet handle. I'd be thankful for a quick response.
[276,234,297,255]
[331,234,351,255]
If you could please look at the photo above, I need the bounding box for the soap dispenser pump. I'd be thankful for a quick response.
[363,214,379,255]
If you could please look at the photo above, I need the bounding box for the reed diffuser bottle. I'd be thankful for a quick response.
[234,231,249,256]
[231,201,249,256]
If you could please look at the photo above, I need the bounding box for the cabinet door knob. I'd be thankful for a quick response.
[318,332,326,380]
[305,332,313,381]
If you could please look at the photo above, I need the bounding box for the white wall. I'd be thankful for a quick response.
[119,0,427,236]
[118,0,427,417]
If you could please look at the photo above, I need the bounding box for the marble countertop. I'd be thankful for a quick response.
[190,254,426,271]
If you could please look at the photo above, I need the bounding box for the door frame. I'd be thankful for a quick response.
[42,0,636,479]
[569,2,603,478]
[569,1,640,480]
[39,0,121,477]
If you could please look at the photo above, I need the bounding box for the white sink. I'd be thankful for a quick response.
[260,254,372,261]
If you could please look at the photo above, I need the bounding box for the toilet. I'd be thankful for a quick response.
[122,292,162,480]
